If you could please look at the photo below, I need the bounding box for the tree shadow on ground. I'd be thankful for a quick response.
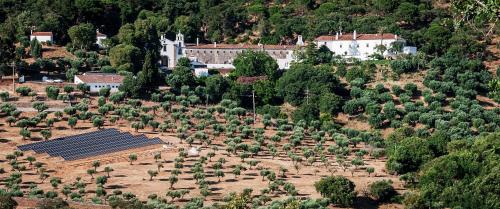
[106,184,127,189]
[354,196,379,209]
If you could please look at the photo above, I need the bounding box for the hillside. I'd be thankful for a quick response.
[0,0,499,209]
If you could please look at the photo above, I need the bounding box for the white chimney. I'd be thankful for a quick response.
[214,42,217,48]
[196,38,199,46]
[296,35,304,46]
[335,32,339,40]
[395,34,398,39]
[353,30,357,40]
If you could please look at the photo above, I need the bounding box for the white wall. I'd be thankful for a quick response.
[96,36,107,48]
[403,46,417,55]
[194,68,209,77]
[317,39,398,60]
[160,36,185,68]
[30,35,53,43]
[74,76,121,93]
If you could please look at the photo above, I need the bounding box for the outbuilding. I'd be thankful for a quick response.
[30,31,53,43]
[74,73,123,93]
[96,30,107,48]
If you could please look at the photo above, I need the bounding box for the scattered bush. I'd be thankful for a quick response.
[314,176,356,207]
[16,86,32,96]
[369,180,396,202]
[45,86,60,100]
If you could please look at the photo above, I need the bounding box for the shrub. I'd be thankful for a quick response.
[16,86,32,96]
[100,66,115,73]
[386,137,433,174]
[0,91,9,101]
[45,86,60,100]
[404,83,418,96]
[343,99,366,115]
[65,68,78,82]
[390,56,418,74]
[0,193,17,209]
[369,180,396,202]
[345,66,367,82]
[375,83,388,93]
[99,87,111,97]
[36,198,70,209]
[292,103,320,124]
[257,104,281,118]
[319,92,342,115]
[314,176,356,207]
[391,85,403,96]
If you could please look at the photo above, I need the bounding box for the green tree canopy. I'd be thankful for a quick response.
[277,63,344,106]
[166,66,196,92]
[68,23,96,50]
[109,44,142,73]
[232,50,279,81]
[408,132,500,209]
[314,176,357,207]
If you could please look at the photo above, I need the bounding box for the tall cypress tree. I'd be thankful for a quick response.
[137,50,160,96]
[30,39,42,58]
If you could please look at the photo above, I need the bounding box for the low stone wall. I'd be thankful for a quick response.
[13,197,112,209]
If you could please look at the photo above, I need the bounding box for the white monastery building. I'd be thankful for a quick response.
[160,31,416,71]
[316,31,416,60]
[74,73,123,93]
[30,31,53,43]
[160,32,304,71]
[96,30,107,48]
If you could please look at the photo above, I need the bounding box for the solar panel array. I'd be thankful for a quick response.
[18,128,164,161]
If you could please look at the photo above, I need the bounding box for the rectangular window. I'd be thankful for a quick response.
[340,44,342,48]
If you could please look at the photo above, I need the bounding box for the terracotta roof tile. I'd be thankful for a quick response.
[31,32,53,36]
[97,32,106,37]
[188,44,300,50]
[236,76,268,84]
[76,74,124,84]
[316,33,397,41]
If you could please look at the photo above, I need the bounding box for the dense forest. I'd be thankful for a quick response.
[0,0,499,209]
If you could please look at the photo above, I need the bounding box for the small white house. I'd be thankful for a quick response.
[315,31,409,60]
[403,46,417,55]
[189,60,209,77]
[96,30,107,48]
[74,73,123,93]
[30,31,53,43]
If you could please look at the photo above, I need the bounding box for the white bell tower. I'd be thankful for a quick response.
[175,31,185,48]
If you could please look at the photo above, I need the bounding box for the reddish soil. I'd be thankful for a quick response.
[0,82,404,208]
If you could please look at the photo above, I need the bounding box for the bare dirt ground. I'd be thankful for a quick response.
[23,45,75,64]
[484,36,500,73]
[0,82,404,208]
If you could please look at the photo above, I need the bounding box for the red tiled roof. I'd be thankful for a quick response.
[76,74,124,84]
[188,44,299,50]
[316,33,397,41]
[236,76,268,84]
[97,32,106,37]
[31,32,53,36]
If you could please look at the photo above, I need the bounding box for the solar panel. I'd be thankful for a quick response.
[17,129,164,161]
